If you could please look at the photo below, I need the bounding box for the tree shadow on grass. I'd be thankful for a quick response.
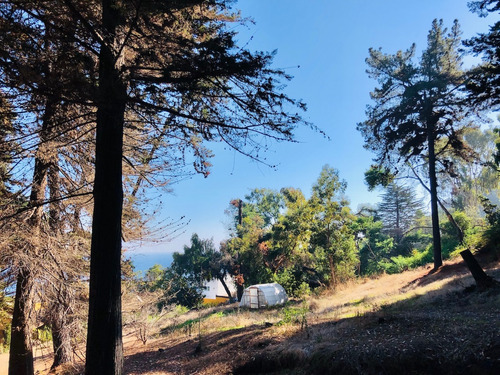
[124,323,280,374]
[234,274,500,375]
[401,253,500,291]
[124,263,500,375]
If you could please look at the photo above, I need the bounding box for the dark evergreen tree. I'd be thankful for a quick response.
[358,20,483,269]
[0,2,308,373]
[465,0,500,108]
[377,183,423,245]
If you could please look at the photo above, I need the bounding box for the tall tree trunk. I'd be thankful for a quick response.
[9,100,54,375]
[427,119,443,269]
[85,1,126,373]
[8,270,34,375]
[235,199,244,301]
[328,255,337,288]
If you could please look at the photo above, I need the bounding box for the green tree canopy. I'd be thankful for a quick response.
[358,19,484,269]
[309,165,358,287]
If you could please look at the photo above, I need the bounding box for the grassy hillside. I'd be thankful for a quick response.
[116,252,500,375]
[22,252,499,374]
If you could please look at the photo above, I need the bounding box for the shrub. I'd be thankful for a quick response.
[279,303,309,329]
[377,248,432,274]
[273,268,311,298]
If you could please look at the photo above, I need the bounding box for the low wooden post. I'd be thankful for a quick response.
[460,249,496,289]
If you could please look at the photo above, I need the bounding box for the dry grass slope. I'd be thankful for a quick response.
[15,252,500,374]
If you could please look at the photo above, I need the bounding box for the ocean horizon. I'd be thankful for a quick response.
[127,252,174,274]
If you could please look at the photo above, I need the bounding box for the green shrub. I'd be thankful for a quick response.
[377,248,432,274]
[273,268,311,298]
[279,303,309,329]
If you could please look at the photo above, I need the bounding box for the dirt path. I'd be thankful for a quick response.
[0,345,54,375]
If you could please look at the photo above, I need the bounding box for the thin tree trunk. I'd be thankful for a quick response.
[85,1,126,373]
[235,199,244,302]
[218,274,232,300]
[328,255,337,288]
[48,162,74,369]
[426,118,443,269]
[236,283,244,302]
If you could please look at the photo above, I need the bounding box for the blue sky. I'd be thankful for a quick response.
[126,0,498,264]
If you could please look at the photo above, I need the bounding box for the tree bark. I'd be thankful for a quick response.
[328,255,337,288]
[9,98,54,375]
[50,296,73,369]
[47,156,74,369]
[85,1,126,373]
[236,283,244,302]
[8,270,34,375]
[426,117,443,269]
[409,165,464,244]
[460,249,496,289]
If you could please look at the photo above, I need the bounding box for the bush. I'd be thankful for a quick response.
[273,268,311,298]
[278,303,309,329]
[34,325,52,343]
[377,248,432,274]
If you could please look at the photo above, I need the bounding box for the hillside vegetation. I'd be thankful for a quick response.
[122,253,499,374]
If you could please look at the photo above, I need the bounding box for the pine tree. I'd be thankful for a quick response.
[465,0,500,107]
[358,20,483,269]
[0,2,309,373]
[377,183,423,245]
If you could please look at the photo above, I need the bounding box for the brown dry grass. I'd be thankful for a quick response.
[125,253,500,375]
[5,251,499,374]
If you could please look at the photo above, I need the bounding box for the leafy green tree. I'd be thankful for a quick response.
[224,189,288,299]
[225,202,273,297]
[140,236,232,308]
[245,188,285,228]
[158,268,204,309]
[142,264,165,291]
[264,188,320,295]
[358,20,483,269]
[309,166,358,287]
[139,263,202,309]
[352,215,394,275]
[446,128,498,215]
[267,188,313,273]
